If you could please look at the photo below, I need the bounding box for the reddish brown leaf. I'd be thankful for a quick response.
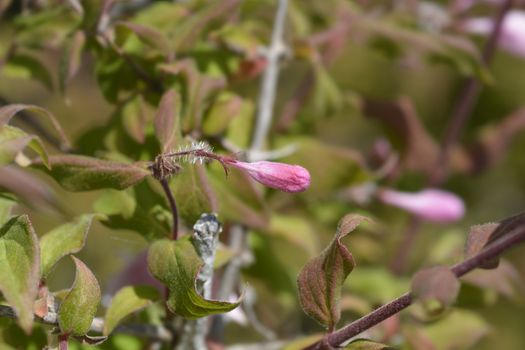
[297,214,368,329]
[464,212,525,269]
[411,266,460,315]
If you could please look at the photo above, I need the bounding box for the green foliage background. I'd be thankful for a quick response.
[0,0,525,349]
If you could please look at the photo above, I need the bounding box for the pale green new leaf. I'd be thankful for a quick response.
[0,215,40,333]
[58,256,101,336]
[40,214,100,278]
[0,125,49,168]
[103,285,160,335]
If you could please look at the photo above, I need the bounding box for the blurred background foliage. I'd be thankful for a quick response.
[0,0,525,349]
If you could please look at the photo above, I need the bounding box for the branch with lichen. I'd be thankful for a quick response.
[176,213,222,349]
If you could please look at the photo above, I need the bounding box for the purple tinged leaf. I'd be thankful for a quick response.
[297,214,368,329]
[58,256,101,336]
[0,125,49,168]
[411,266,460,315]
[0,166,61,212]
[0,104,70,150]
[154,89,180,152]
[0,215,40,333]
[32,155,149,191]
[465,212,525,269]
[115,21,172,58]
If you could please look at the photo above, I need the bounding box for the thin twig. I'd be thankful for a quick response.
[0,305,172,342]
[250,0,289,153]
[304,226,525,349]
[160,178,179,240]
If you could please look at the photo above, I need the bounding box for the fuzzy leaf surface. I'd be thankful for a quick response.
[148,236,239,318]
[34,155,149,191]
[411,266,460,315]
[297,214,368,329]
[40,214,99,278]
[0,215,40,333]
[58,256,101,336]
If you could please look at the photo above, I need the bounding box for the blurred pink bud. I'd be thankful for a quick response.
[225,160,310,193]
[378,188,465,223]
[465,11,525,58]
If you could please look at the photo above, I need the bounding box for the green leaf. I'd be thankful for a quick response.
[344,339,394,349]
[120,95,154,144]
[103,285,160,335]
[411,266,460,316]
[58,256,101,336]
[0,194,16,225]
[422,309,490,349]
[0,125,49,168]
[40,214,99,279]
[0,319,48,350]
[148,236,240,318]
[297,214,368,329]
[345,267,410,304]
[93,189,136,219]
[154,89,181,152]
[33,155,149,191]
[3,53,53,90]
[202,92,247,136]
[0,215,40,333]
[0,104,70,149]
[94,182,170,241]
[171,164,216,225]
[115,21,172,58]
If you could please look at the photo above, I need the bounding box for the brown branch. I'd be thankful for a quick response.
[304,226,525,349]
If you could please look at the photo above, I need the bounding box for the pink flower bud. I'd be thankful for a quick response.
[224,160,310,193]
[378,188,465,223]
